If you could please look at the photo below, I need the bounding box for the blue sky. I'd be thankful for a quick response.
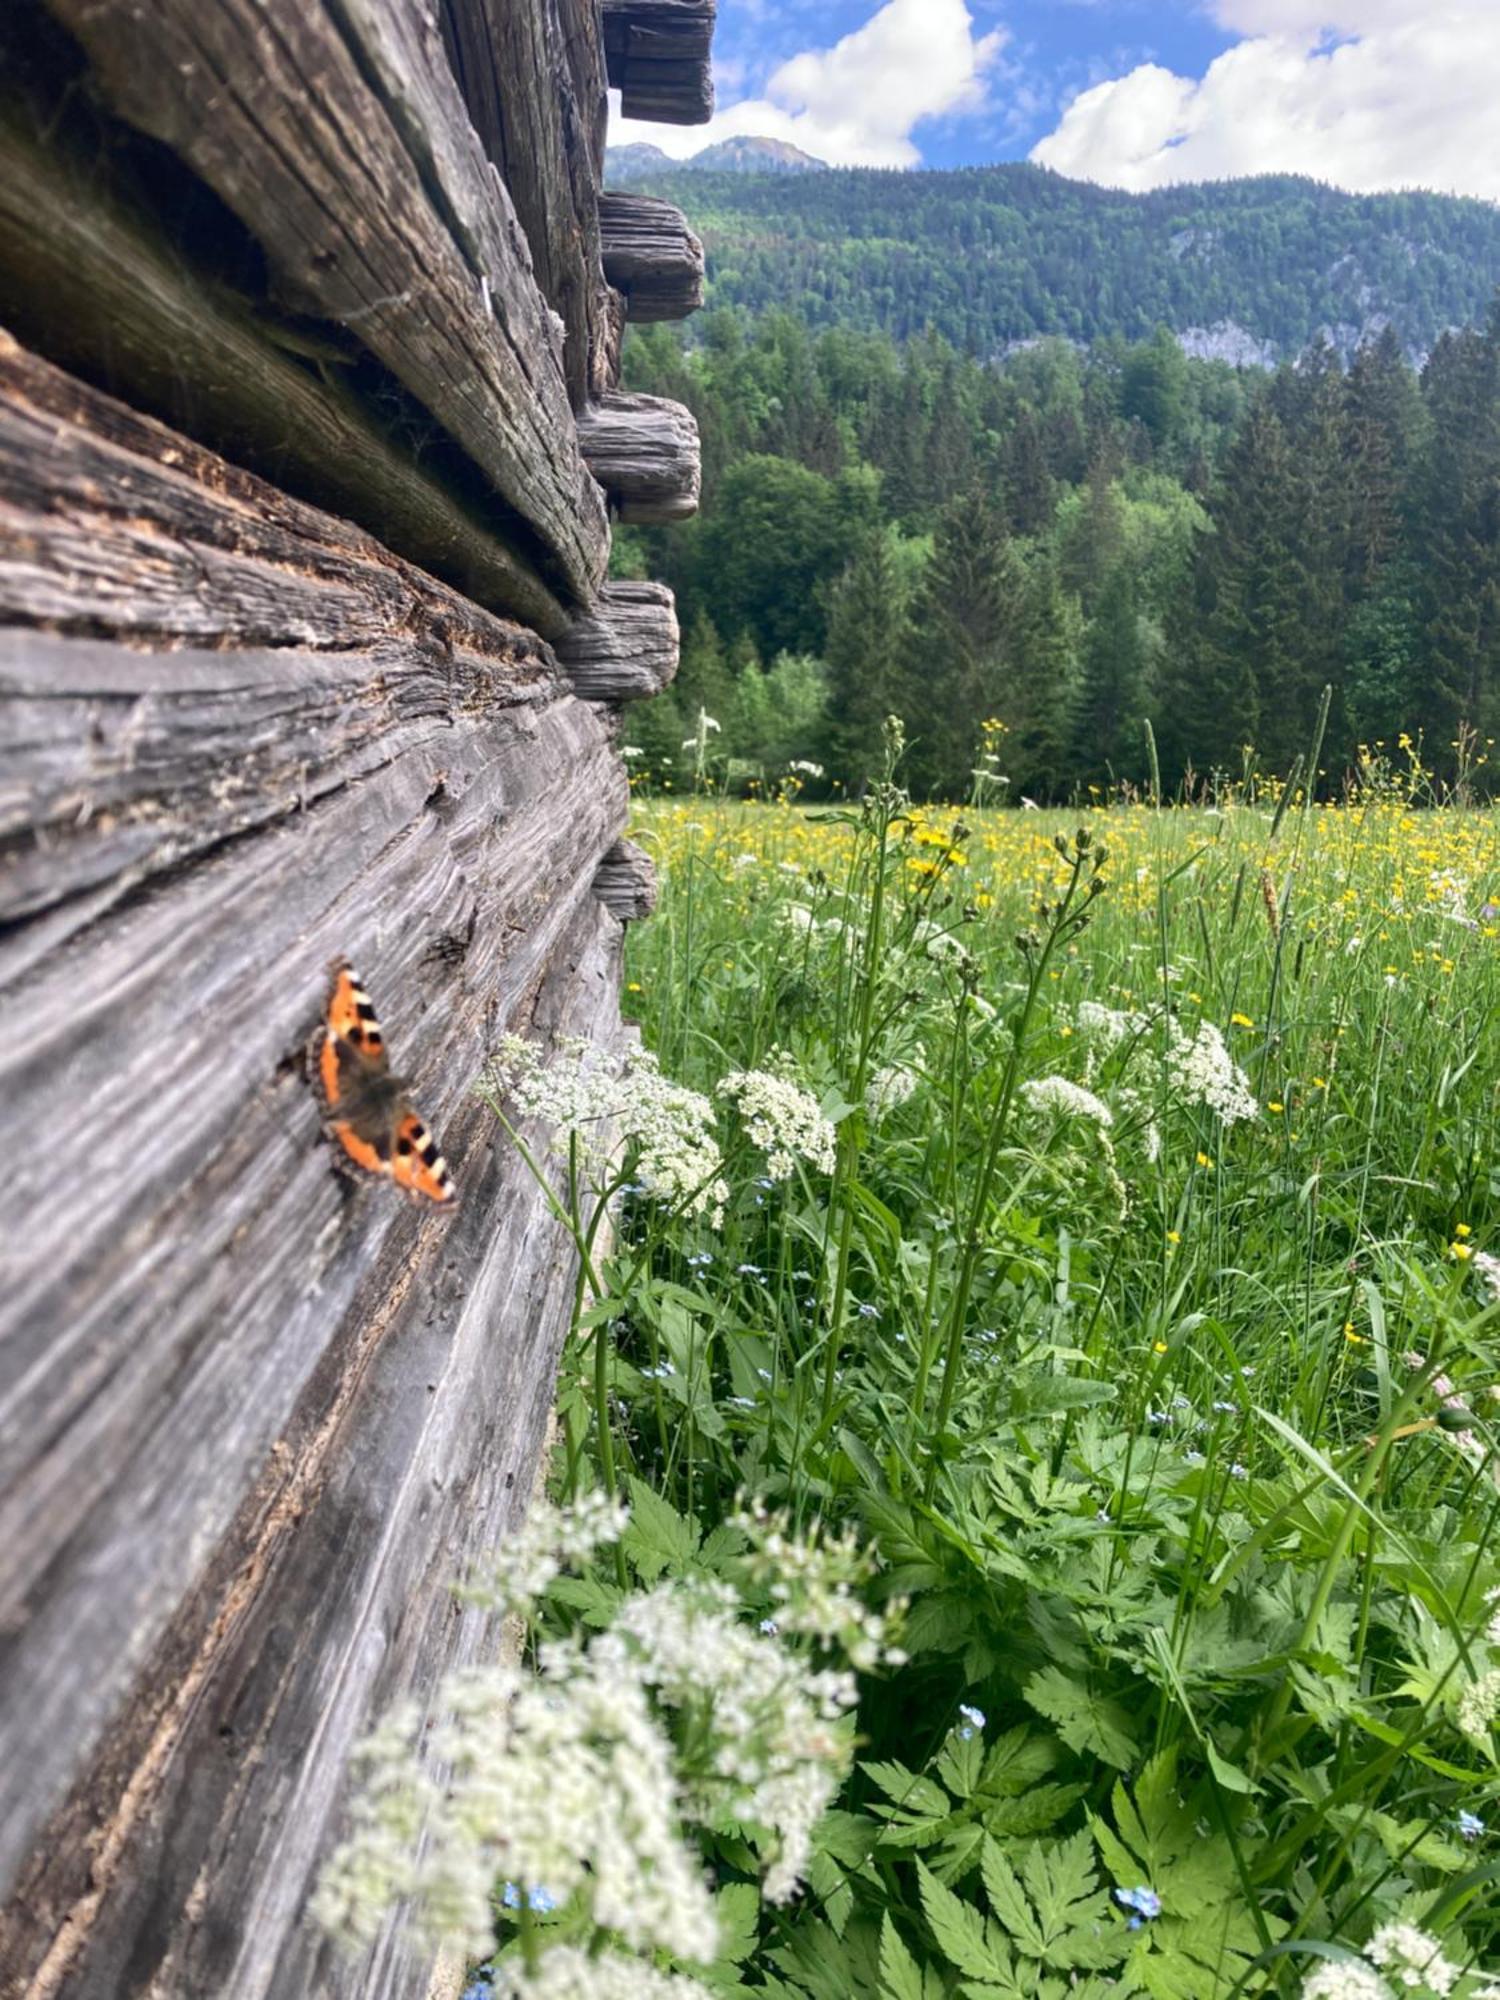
[710,0,1237,169]
[615,1,1500,199]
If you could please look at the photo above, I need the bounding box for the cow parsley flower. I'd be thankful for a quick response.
[315,1501,878,1968]
[460,1492,628,1620]
[490,1948,713,2000]
[1022,1076,1114,1126]
[486,1037,727,1224]
[866,1062,919,1123]
[1076,1000,1150,1046]
[719,1059,836,1178]
[1164,1021,1259,1126]
[1474,1251,1500,1305]
[1459,1668,1500,1739]
[1301,1962,1394,2000]
[1365,1923,1459,1995]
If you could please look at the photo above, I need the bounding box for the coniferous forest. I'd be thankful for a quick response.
[619,305,1500,797]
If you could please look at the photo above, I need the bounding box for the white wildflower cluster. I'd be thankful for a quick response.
[1075,1000,1150,1047]
[734,1500,905,1674]
[1474,1251,1500,1306]
[866,1062,919,1124]
[608,1576,861,1903]
[311,1649,716,1964]
[1302,1961,1395,2000]
[1021,1076,1114,1127]
[490,1949,713,2000]
[1164,1021,1260,1126]
[460,1492,628,1622]
[1459,1667,1500,1740]
[719,1057,837,1179]
[1366,1922,1460,1995]
[1301,1923,1470,2000]
[487,1035,727,1223]
[315,1499,875,1967]
[631,1049,730,1222]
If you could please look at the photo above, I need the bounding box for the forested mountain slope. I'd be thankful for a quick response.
[607,159,1500,363]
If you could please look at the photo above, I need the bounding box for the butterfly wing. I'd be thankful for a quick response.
[319,960,396,1181]
[388,1109,457,1204]
[317,959,456,1203]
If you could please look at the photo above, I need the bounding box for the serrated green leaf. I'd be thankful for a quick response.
[980,1725,1060,1796]
[1023,1666,1140,1770]
[1010,1373,1120,1415]
[983,1783,1087,1840]
[919,1860,1010,1982]
[710,1882,764,1966]
[879,1914,941,2000]
[979,1842,1047,1957]
[621,1478,698,1578]
[861,1761,951,1818]
[937,1727,986,1799]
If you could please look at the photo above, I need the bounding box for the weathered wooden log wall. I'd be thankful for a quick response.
[0,0,714,1993]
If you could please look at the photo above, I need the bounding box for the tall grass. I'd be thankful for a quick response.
[358,743,1500,2000]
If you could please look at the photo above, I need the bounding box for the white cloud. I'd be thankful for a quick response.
[613,0,1006,168]
[1030,1,1500,199]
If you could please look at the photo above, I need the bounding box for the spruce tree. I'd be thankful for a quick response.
[1068,565,1149,788]
[1411,308,1500,748]
[823,531,912,789]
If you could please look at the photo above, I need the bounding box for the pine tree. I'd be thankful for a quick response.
[900,492,1017,798]
[1068,565,1149,787]
[674,614,736,738]
[823,531,912,788]
[1411,307,1500,748]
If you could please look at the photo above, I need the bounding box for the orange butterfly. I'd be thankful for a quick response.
[314,959,456,1204]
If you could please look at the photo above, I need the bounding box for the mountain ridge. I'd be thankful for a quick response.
[605,149,1500,364]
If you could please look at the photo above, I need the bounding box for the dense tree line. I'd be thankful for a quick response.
[619,307,1500,798]
[619,163,1500,361]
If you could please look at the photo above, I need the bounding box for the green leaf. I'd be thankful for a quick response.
[918,1860,1011,1982]
[861,1761,951,1819]
[1206,1739,1261,1797]
[979,1842,1048,1958]
[1010,1372,1119,1416]
[879,1914,943,2000]
[621,1479,698,1578]
[1023,1666,1140,1770]
[710,1882,764,1966]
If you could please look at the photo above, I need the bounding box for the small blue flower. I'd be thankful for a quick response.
[856,1302,879,1319]
[687,1250,713,1269]
[1459,1810,1486,1841]
[956,1702,986,1740]
[500,1883,558,1913]
[760,1617,780,1636]
[1114,1885,1162,1929]
[737,1262,765,1278]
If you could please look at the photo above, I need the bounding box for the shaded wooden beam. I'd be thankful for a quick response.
[554,580,680,702]
[603,0,716,123]
[439,0,612,406]
[0,104,570,638]
[594,838,658,922]
[45,0,610,606]
[0,341,631,1994]
[600,192,704,322]
[578,392,701,523]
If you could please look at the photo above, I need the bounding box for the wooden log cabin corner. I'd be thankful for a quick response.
[0,0,714,1990]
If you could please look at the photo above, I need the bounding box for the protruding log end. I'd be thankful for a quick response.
[578,392,700,524]
[557,581,680,702]
[600,193,704,323]
[603,0,716,125]
[594,838,658,923]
